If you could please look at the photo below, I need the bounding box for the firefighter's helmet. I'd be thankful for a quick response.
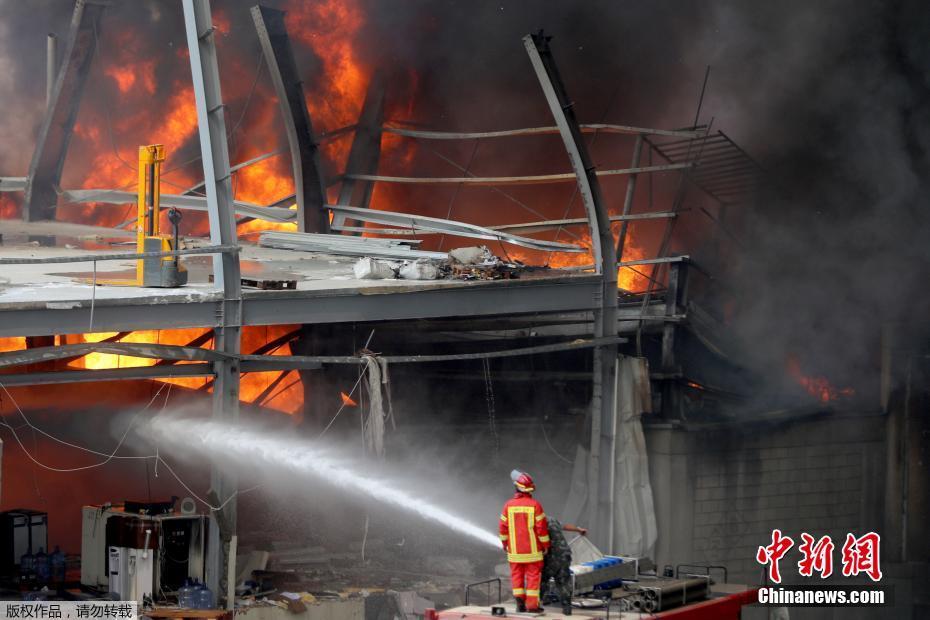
[510,469,535,493]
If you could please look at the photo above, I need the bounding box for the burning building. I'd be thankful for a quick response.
[0,0,927,618]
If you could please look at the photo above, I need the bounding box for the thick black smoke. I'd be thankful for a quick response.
[2,0,929,395]
[354,0,930,395]
[697,1,930,392]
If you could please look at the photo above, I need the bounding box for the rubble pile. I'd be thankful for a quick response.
[353,246,524,282]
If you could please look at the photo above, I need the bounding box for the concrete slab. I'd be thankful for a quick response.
[0,238,603,336]
[0,240,569,304]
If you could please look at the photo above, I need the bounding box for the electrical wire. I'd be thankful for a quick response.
[0,380,257,512]
[437,139,480,251]
[318,330,375,438]
[482,358,499,458]
[539,421,573,465]
[318,370,366,439]
[228,50,265,146]
[545,81,622,265]
[0,381,166,471]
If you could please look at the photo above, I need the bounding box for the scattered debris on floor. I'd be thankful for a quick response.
[350,246,524,283]
[227,533,494,615]
[398,258,441,281]
[354,257,397,280]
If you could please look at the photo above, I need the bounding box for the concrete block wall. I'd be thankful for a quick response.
[646,412,887,585]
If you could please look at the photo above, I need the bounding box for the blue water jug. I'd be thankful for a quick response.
[50,546,66,584]
[178,578,194,608]
[194,583,214,609]
[19,551,34,583]
[34,548,49,584]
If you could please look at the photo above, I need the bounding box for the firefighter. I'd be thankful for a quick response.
[499,470,550,613]
[541,519,587,615]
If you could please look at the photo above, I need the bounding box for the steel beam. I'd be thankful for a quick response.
[0,277,603,338]
[491,211,676,235]
[660,262,688,420]
[324,204,584,252]
[183,0,242,608]
[23,0,107,221]
[46,34,58,106]
[382,123,704,140]
[0,178,28,192]
[524,31,618,551]
[251,5,329,233]
[61,189,296,222]
[0,363,215,387]
[332,71,385,230]
[0,342,224,368]
[616,135,644,261]
[342,162,690,186]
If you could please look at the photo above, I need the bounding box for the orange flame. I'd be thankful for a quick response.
[0,337,26,353]
[509,229,650,291]
[340,391,358,407]
[286,0,367,131]
[27,1,390,418]
[56,327,305,416]
[0,195,18,219]
[786,355,854,403]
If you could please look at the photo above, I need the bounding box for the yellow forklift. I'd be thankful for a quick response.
[132,144,187,287]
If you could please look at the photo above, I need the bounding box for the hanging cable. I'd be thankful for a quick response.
[482,358,500,458]
[0,380,258,512]
[438,139,481,251]
[0,381,166,471]
[319,330,376,438]
[317,371,366,438]
[539,420,573,464]
[228,50,265,147]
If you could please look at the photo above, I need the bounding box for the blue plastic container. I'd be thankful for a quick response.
[194,583,214,609]
[19,551,34,584]
[50,546,66,584]
[34,548,49,584]
[178,578,195,608]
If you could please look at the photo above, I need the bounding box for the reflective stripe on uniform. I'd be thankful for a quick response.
[507,505,539,557]
[512,588,525,595]
[507,507,518,554]
[507,550,544,562]
[526,590,540,597]
[535,513,546,522]
[500,514,507,522]
[499,534,509,540]
[538,535,550,543]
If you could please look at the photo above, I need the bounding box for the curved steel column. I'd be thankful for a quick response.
[524,31,620,551]
[252,5,330,233]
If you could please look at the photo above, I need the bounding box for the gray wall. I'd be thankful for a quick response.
[647,412,887,583]
[645,411,930,619]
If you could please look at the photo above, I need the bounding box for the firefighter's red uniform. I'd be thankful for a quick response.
[500,476,549,611]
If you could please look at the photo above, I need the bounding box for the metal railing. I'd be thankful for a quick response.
[464,577,502,606]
